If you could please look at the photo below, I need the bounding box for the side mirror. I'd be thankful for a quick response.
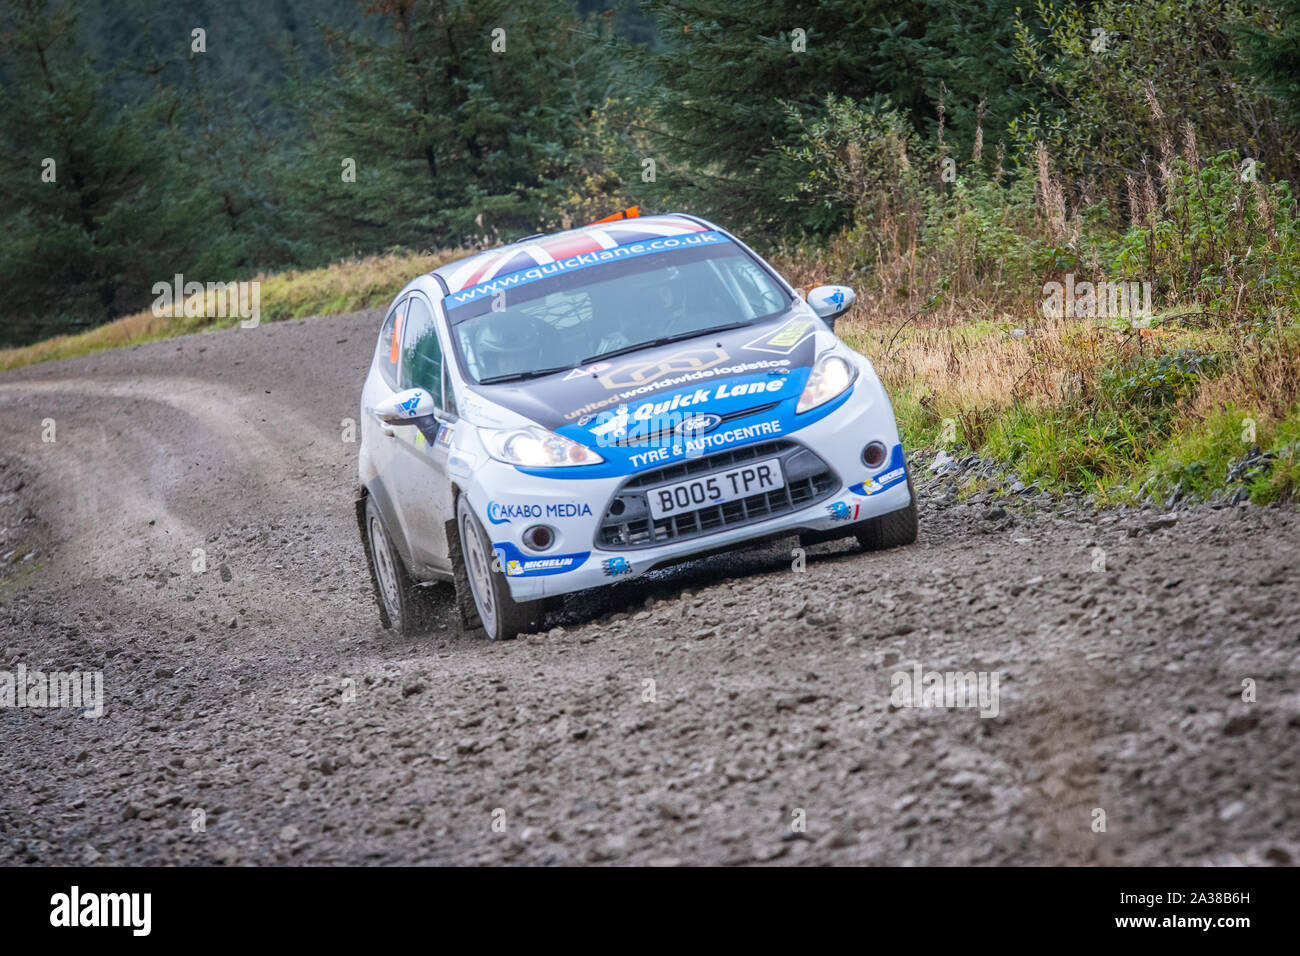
[807,285,856,325]
[374,387,437,424]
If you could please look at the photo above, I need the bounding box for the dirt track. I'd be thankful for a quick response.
[1,310,1297,865]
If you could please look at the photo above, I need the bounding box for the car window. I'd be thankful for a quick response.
[399,295,444,404]
[447,243,790,383]
[376,296,407,388]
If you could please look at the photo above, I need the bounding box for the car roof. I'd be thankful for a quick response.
[429,213,718,294]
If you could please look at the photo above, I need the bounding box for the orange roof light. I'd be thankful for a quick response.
[588,206,640,225]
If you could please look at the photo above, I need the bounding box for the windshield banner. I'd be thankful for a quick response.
[445,230,731,308]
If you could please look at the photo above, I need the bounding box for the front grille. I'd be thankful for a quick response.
[596,440,838,549]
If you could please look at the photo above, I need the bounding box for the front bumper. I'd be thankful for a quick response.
[462,374,910,601]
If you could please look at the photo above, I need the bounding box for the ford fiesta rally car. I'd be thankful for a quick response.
[358,212,917,640]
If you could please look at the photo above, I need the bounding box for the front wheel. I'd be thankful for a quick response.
[455,496,543,641]
[856,477,919,551]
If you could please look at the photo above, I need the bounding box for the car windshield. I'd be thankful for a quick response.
[444,242,791,383]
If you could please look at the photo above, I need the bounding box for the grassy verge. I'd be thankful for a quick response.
[839,312,1300,507]
[0,249,462,372]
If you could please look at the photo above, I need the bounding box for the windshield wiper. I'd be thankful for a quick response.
[478,365,573,385]
[580,322,752,366]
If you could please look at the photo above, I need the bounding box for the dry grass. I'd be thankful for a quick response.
[841,311,1223,415]
[1184,330,1300,425]
[0,249,466,372]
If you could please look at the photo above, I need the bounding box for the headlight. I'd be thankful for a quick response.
[796,354,857,413]
[479,425,604,467]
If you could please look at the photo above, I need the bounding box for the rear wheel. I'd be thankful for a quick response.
[455,496,543,641]
[856,477,919,552]
[365,496,433,636]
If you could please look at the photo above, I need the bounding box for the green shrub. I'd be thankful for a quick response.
[1100,349,1221,412]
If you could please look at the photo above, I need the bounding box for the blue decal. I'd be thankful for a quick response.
[397,391,423,415]
[518,367,852,480]
[848,444,908,497]
[827,501,853,521]
[602,556,632,576]
[492,541,589,577]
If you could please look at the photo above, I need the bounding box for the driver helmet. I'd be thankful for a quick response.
[627,268,684,335]
[476,315,541,379]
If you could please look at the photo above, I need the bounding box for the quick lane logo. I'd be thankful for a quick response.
[597,346,728,389]
[564,357,792,421]
[590,377,787,443]
[50,886,151,936]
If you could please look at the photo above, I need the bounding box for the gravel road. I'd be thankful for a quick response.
[1,310,1297,865]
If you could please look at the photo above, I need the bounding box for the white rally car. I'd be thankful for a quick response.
[357,212,916,640]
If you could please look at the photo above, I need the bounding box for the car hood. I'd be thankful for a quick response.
[460,311,858,479]
[463,312,824,433]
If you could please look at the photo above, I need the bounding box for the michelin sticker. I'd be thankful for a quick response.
[848,443,908,497]
[850,466,907,497]
[493,541,589,577]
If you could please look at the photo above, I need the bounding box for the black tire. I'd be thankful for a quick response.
[447,516,481,631]
[454,495,544,641]
[364,496,434,636]
[856,476,919,552]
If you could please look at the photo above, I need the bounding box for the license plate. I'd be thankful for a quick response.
[647,457,785,519]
